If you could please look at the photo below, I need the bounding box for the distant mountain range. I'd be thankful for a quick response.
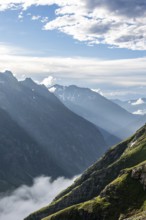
[0,71,107,192]
[49,85,142,141]
[113,98,146,115]
[25,125,146,220]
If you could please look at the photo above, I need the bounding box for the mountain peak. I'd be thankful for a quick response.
[3,70,13,76]
[21,78,50,96]
[23,77,36,85]
[0,70,17,83]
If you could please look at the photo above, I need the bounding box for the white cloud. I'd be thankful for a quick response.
[0,43,37,56]
[0,175,77,220]
[43,1,146,50]
[0,1,146,49]
[133,109,146,115]
[41,17,48,23]
[1,43,146,99]
[18,11,23,20]
[2,54,146,87]
[131,98,145,105]
[41,76,55,87]
[49,86,56,93]
[31,15,41,20]
[99,88,146,100]
[1,49,146,87]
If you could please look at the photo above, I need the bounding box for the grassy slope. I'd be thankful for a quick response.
[43,162,146,220]
[25,125,146,220]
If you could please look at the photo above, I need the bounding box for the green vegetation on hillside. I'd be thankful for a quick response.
[43,162,146,220]
[25,125,146,220]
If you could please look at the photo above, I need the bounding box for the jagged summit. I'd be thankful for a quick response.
[2,70,13,76]
[21,77,49,91]
[22,77,36,85]
[0,70,17,82]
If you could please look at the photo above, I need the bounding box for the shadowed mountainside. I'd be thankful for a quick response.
[0,71,108,192]
[0,108,67,193]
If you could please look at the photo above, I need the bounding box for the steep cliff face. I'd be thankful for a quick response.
[25,125,146,220]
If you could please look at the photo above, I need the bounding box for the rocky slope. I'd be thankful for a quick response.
[0,71,107,191]
[25,125,146,220]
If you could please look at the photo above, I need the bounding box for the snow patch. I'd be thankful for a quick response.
[91,88,103,96]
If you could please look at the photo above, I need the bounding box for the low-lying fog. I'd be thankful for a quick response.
[0,176,77,220]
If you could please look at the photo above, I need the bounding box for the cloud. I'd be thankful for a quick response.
[99,86,146,100]
[31,15,41,21]
[131,98,145,105]
[18,11,23,20]
[1,44,146,87]
[1,43,146,99]
[86,0,146,18]
[0,43,23,55]
[49,86,56,93]
[41,76,56,87]
[0,175,77,220]
[0,1,146,49]
[0,43,38,56]
[41,17,49,23]
[43,0,146,50]
[133,109,146,115]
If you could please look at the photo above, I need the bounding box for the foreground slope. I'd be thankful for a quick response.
[43,162,146,220]
[25,125,146,220]
[50,85,139,141]
[0,71,107,179]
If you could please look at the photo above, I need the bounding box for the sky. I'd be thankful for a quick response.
[0,0,146,99]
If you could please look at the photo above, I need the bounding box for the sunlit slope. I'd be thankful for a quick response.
[26,125,146,220]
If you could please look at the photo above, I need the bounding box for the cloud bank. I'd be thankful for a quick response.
[0,43,146,99]
[1,52,146,87]
[0,0,146,50]
[0,175,76,220]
